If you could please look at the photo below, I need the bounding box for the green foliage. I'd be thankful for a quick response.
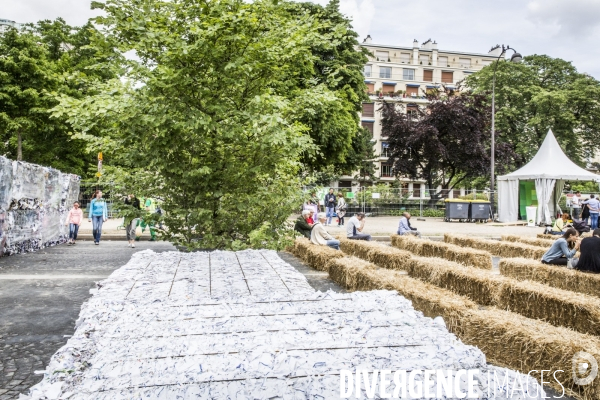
[459,193,489,200]
[466,55,600,167]
[567,181,600,193]
[54,0,364,250]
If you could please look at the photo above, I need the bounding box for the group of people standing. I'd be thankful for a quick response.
[63,191,159,247]
[570,191,600,230]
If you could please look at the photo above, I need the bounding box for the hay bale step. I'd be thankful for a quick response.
[339,238,412,270]
[500,258,600,298]
[445,233,547,260]
[391,234,492,270]
[327,256,600,399]
[291,238,344,271]
[502,234,555,248]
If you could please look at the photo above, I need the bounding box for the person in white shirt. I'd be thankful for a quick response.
[346,213,372,241]
[571,191,582,221]
[310,213,340,250]
[583,195,600,230]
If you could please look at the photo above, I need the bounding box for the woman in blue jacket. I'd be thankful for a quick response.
[88,190,108,245]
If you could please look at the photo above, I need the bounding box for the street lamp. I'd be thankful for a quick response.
[490,45,522,220]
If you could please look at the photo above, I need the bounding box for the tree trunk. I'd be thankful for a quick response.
[17,131,22,161]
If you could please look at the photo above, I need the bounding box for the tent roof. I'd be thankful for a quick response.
[498,130,600,181]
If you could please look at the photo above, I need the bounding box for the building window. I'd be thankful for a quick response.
[366,82,375,93]
[400,53,410,63]
[403,69,415,80]
[438,56,448,67]
[441,71,453,83]
[362,103,374,117]
[382,84,395,94]
[361,121,374,136]
[376,50,389,61]
[459,58,471,68]
[413,183,421,197]
[379,66,392,79]
[407,105,419,118]
[364,65,372,77]
[381,142,390,157]
[419,54,429,64]
[381,164,393,177]
[406,86,419,97]
[338,180,352,188]
[423,69,433,82]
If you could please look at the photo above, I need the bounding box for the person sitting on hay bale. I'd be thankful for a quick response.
[294,210,314,239]
[541,228,580,267]
[346,212,372,241]
[550,213,571,235]
[397,212,421,238]
[310,212,340,250]
[575,228,600,273]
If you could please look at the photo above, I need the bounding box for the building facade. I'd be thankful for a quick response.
[339,37,502,196]
[0,19,21,33]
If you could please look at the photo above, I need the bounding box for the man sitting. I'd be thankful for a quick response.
[294,210,314,239]
[310,212,340,250]
[346,212,372,241]
[397,212,421,238]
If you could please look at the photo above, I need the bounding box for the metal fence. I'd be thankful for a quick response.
[78,181,121,219]
[303,187,496,218]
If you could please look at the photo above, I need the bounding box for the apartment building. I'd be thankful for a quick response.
[340,37,501,196]
[0,19,21,33]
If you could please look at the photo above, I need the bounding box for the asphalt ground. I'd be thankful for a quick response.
[0,240,175,399]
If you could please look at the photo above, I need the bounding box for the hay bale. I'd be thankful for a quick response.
[502,234,555,248]
[460,308,600,400]
[327,256,477,332]
[338,238,383,260]
[445,233,547,260]
[500,258,600,298]
[391,234,492,270]
[494,278,600,336]
[291,238,343,271]
[538,233,556,240]
[405,256,502,306]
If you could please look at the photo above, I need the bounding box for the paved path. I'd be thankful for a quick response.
[0,241,175,399]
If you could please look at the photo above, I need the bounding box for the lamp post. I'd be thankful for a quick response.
[490,45,522,220]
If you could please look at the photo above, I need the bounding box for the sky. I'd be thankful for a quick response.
[3,0,599,78]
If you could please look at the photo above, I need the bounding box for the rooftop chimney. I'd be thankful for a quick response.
[363,35,372,44]
[488,45,503,57]
[432,41,438,50]
[421,39,432,50]
[413,39,419,49]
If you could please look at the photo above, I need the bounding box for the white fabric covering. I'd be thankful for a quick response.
[498,130,600,223]
[25,250,544,399]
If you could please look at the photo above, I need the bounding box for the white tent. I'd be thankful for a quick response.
[498,130,600,224]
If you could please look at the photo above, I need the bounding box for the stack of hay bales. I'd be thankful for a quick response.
[339,238,411,270]
[501,234,555,248]
[327,256,600,399]
[537,233,556,240]
[346,244,600,336]
[290,238,343,271]
[391,234,492,269]
[500,258,600,298]
[444,233,547,259]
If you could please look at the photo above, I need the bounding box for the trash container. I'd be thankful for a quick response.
[444,199,470,222]
[526,206,537,227]
[470,200,491,222]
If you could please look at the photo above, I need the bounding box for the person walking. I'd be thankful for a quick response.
[571,191,582,221]
[324,188,337,226]
[335,193,347,226]
[583,195,600,230]
[124,194,141,248]
[88,190,108,245]
[65,201,83,245]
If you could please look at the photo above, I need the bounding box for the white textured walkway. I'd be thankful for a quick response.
[26,250,542,399]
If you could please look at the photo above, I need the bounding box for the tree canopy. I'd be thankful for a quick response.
[381,90,516,200]
[466,55,600,167]
[54,0,369,249]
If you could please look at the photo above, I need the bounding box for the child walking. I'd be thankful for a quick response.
[66,201,83,245]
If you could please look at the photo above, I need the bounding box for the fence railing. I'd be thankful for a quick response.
[302,187,495,218]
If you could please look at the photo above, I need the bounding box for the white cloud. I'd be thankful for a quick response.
[338,0,375,38]
[2,0,101,26]
[527,0,600,36]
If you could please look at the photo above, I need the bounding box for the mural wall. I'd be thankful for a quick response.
[0,156,80,256]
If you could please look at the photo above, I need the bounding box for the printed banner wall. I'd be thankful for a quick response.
[0,156,80,256]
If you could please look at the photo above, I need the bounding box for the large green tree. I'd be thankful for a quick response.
[0,20,118,176]
[466,55,600,167]
[55,0,365,249]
